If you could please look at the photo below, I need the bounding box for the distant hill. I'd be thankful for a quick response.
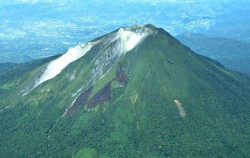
[177,33,250,76]
[206,29,250,42]
[0,54,33,63]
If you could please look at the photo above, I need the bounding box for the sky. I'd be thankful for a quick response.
[0,0,250,62]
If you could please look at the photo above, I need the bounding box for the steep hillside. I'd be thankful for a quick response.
[0,25,250,158]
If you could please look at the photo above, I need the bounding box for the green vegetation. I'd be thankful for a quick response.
[73,148,98,158]
[0,26,250,157]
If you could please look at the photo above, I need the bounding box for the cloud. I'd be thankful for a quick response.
[17,0,56,4]
[18,0,39,4]
[122,0,173,2]
[0,29,26,40]
[185,19,214,31]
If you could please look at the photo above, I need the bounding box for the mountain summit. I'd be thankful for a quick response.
[1,24,250,157]
[23,24,157,94]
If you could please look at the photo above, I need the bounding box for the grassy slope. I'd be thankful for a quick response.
[0,56,61,108]
[0,29,250,157]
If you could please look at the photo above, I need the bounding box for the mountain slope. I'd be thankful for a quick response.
[177,32,250,76]
[0,25,250,158]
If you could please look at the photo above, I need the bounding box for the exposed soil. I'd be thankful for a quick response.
[86,82,112,108]
[116,63,128,84]
[65,87,92,115]
[174,99,187,117]
[65,63,128,115]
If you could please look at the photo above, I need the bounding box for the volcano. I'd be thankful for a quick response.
[0,24,250,158]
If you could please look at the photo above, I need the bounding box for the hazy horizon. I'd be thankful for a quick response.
[1,0,250,62]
